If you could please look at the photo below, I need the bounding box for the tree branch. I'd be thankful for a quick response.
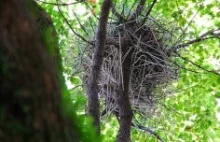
[112,4,126,22]
[141,0,157,25]
[72,10,89,36]
[146,0,157,17]
[86,0,112,134]
[132,122,164,142]
[130,0,146,20]
[35,0,84,6]
[174,29,220,50]
[177,53,220,76]
[56,0,91,44]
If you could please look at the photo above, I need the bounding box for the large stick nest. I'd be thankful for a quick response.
[86,13,178,117]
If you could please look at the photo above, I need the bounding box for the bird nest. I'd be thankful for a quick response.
[86,16,178,117]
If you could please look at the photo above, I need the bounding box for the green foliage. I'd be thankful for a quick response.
[37,0,220,141]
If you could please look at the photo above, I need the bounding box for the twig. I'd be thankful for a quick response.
[131,122,164,142]
[56,0,92,44]
[173,61,201,74]
[141,0,157,25]
[146,0,157,17]
[127,0,138,19]
[84,2,99,20]
[35,0,84,6]
[72,10,89,36]
[177,53,220,76]
[130,0,146,20]
[112,4,126,22]
[69,85,83,91]
[174,9,200,46]
[174,29,220,49]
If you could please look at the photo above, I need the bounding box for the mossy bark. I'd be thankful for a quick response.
[0,0,78,141]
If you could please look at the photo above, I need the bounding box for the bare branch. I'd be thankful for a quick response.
[140,0,157,26]
[112,4,126,22]
[56,0,91,44]
[72,10,89,36]
[130,0,146,20]
[35,0,84,6]
[177,53,220,76]
[174,29,220,49]
[127,0,139,19]
[145,0,157,17]
[132,122,164,142]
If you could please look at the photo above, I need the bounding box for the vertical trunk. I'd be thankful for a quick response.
[0,0,78,141]
[86,0,112,134]
[116,49,133,142]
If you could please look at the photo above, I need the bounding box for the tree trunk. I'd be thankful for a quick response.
[86,0,112,134]
[116,48,133,142]
[0,0,78,141]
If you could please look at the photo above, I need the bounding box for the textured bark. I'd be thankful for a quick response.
[86,0,112,134]
[0,0,78,141]
[116,48,133,142]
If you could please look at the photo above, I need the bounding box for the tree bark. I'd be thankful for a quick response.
[0,0,78,141]
[86,0,112,134]
[116,48,133,142]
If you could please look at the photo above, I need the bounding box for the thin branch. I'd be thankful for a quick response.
[141,0,157,25]
[72,10,89,36]
[56,0,92,44]
[69,85,83,91]
[175,29,220,49]
[140,0,157,27]
[130,0,146,20]
[173,61,201,74]
[122,0,126,18]
[177,53,220,76]
[127,0,138,19]
[131,122,164,142]
[146,0,157,17]
[84,2,99,20]
[112,4,126,22]
[35,0,84,6]
[173,9,200,47]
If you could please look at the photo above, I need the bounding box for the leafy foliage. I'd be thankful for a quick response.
[36,0,220,141]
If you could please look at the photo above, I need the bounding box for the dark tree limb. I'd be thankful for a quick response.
[116,45,133,142]
[86,0,112,134]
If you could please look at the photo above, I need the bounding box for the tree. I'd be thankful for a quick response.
[0,0,99,141]
[24,0,220,141]
[86,0,112,135]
